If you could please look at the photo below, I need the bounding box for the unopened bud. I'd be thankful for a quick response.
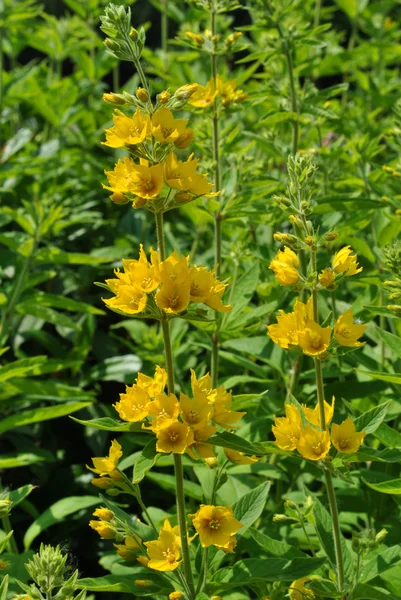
[388,304,401,311]
[305,236,314,246]
[289,215,303,228]
[110,192,130,205]
[134,580,153,588]
[381,196,391,203]
[273,513,288,522]
[110,469,124,482]
[204,457,218,469]
[285,500,297,510]
[226,32,242,46]
[136,87,149,102]
[324,232,338,241]
[169,592,185,600]
[352,537,360,551]
[93,508,114,521]
[130,28,138,41]
[185,32,204,47]
[91,477,115,489]
[102,93,126,106]
[375,528,388,544]
[136,556,150,567]
[396,208,401,215]
[157,90,171,104]
[133,196,147,209]
[175,83,199,100]
[175,191,193,205]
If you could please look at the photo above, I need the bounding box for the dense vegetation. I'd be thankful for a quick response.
[1,1,401,599]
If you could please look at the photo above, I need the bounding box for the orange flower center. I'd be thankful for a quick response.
[313,442,324,455]
[339,438,350,449]
[187,409,199,423]
[163,548,177,563]
[337,325,351,338]
[309,332,323,349]
[209,519,221,530]
[169,432,179,442]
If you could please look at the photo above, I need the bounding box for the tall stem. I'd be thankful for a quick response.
[161,0,168,63]
[0,27,3,115]
[1,515,18,554]
[285,43,299,156]
[311,253,345,594]
[210,2,222,388]
[154,212,195,599]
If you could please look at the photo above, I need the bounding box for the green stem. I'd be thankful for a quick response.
[1,515,18,554]
[331,290,344,379]
[285,43,299,155]
[311,265,345,594]
[155,212,195,599]
[0,27,3,115]
[113,64,120,92]
[161,0,168,62]
[210,2,222,388]
[379,288,385,370]
[314,0,322,28]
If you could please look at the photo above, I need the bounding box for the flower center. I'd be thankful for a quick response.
[169,432,179,443]
[309,332,323,349]
[313,442,323,455]
[338,325,351,338]
[187,409,199,423]
[142,277,152,288]
[169,296,179,308]
[339,438,350,449]
[209,519,221,530]
[163,548,176,563]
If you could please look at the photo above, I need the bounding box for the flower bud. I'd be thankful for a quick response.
[110,192,130,205]
[93,508,114,521]
[91,477,115,489]
[175,191,193,205]
[133,196,147,209]
[0,498,11,518]
[175,83,200,100]
[109,469,124,481]
[375,528,388,544]
[285,500,297,510]
[135,580,153,588]
[157,90,171,104]
[130,28,138,41]
[169,592,185,600]
[324,232,338,241]
[136,556,150,567]
[273,513,289,522]
[204,457,218,469]
[102,93,126,106]
[136,87,149,103]
[305,236,314,246]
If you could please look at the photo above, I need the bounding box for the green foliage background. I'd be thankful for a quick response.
[1,0,401,598]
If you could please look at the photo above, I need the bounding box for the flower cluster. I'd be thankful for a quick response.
[113,366,245,459]
[102,103,216,210]
[267,298,366,357]
[87,439,123,488]
[103,245,232,317]
[269,245,363,289]
[188,75,247,109]
[273,401,366,460]
[190,504,242,551]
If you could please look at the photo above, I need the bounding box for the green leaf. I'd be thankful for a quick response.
[248,527,307,559]
[375,327,401,360]
[360,546,401,582]
[211,557,326,589]
[145,471,203,501]
[233,482,270,531]
[232,390,268,410]
[0,533,14,555]
[0,451,55,469]
[208,432,261,455]
[356,370,401,385]
[24,496,99,549]
[374,423,401,448]
[34,246,112,265]
[0,356,47,383]
[334,0,358,19]
[313,495,354,581]
[133,438,159,483]
[9,484,36,507]
[15,303,80,330]
[259,111,298,126]
[1,378,95,403]
[84,354,142,383]
[70,416,143,432]
[0,575,8,600]
[78,571,171,594]
[225,262,260,328]
[23,292,105,315]
[0,402,91,434]
[352,583,401,600]
[362,477,401,495]
[354,401,391,434]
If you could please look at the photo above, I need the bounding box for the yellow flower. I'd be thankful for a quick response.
[189,267,215,303]
[164,152,214,196]
[144,526,181,571]
[114,384,150,422]
[224,448,260,465]
[175,83,200,99]
[187,423,217,460]
[93,508,114,521]
[155,420,194,454]
[120,245,160,293]
[129,162,164,200]
[332,245,362,276]
[217,77,247,108]
[91,477,116,489]
[296,427,331,461]
[87,439,122,476]
[147,393,180,429]
[103,156,138,195]
[155,279,191,313]
[331,417,365,453]
[169,592,185,600]
[102,109,150,148]
[267,298,314,349]
[175,129,194,149]
[191,369,213,398]
[114,536,141,561]
[188,80,218,108]
[272,416,301,451]
[319,268,335,287]
[151,107,189,144]
[334,308,366,347]
[137,365,167,396]
[298,320,332,356]
[154,250,190,284]
[103,281,147,315]
[302,396,335,428]
[137,556,150,567]
[89,520,117,539]
[289,578,315,600]
[180,391,213,429]
[269,247,300,286]
[204,279,232,312]
[190,505,242,549]
[213,389,245,429]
